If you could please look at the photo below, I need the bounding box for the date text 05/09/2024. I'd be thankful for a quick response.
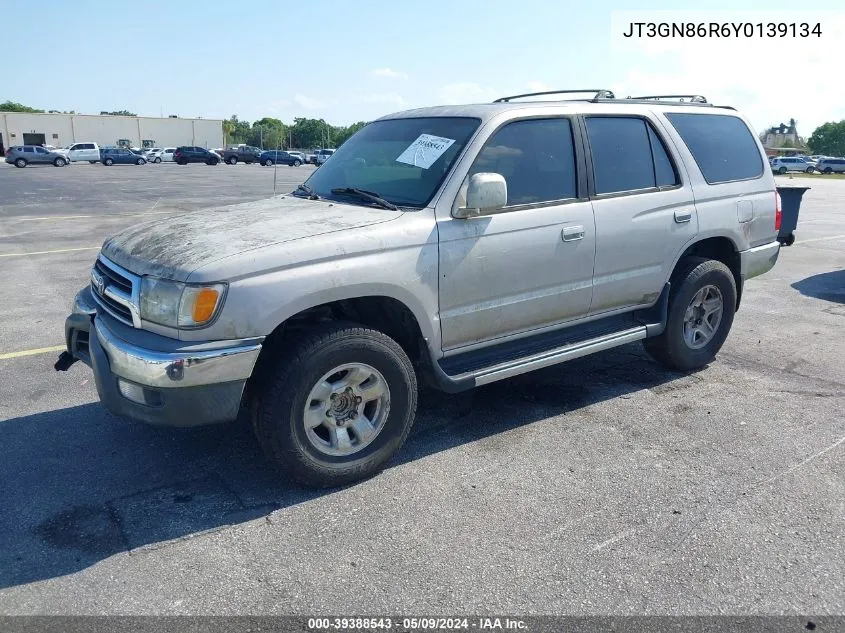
[307,617,529,631]
[622,22,822,38]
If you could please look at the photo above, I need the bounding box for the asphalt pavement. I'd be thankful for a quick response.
[0,163,843,615]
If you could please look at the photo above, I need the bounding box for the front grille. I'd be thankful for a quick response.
[91,256,139,327]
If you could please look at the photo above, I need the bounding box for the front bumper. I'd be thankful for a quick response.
[740,241,780,281]
[64,287,263,427]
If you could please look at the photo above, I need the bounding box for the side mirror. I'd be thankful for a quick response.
[454,172,508,219]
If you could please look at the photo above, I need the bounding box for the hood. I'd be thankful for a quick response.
[101,196,403,281]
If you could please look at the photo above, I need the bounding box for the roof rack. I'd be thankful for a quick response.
[494,89,616,103]
[627,94,709,104]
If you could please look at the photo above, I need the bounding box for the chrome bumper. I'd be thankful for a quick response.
[94,317,261,388]
[740,241,780,281]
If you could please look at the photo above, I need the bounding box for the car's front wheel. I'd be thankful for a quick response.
[293,159,301,167]
[806,166,814,173]
[54,157,66,167]
[252,323,418,487]
[136,158,145,165]
[643,258,736,371]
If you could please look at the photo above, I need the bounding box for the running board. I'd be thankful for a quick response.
[455,325,647,386]
[429,283,670,393]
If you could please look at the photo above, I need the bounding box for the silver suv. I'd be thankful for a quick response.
[5,145,69,168]
[815,157,845,174]
[59,89,782,487]
[771,156,815,174]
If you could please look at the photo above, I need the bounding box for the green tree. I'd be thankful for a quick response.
[250,117,288,149]
[0,101,44,113]
[334,121,368,146]
[808,121,845,156]
[100,110,138,116]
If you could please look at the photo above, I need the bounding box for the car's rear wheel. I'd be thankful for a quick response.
[264,159,273,166]
[251,323,418,487]
[89,160,97,164]
[177,159,186,165]
[824,167,832,174]
[104,158,114,166]
[154,157,161,163]
[228,156,237,165]
[14,158,27,168]
[54,157,66,167]
[643,257,737,371]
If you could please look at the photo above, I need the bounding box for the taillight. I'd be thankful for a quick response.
[775,191,782,230]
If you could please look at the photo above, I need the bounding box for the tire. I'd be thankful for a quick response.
[824,167,832,174]
[177,159,187,165]
[264,159,273,166]
[154,157,161,163]
[136,158,145,165]
[104,158,114,166]
[252,322,418,488]
[806,166,814,173]
[228,156,237,165]
[89,161,97,164]
[777,166,787,174]
[208,158,218,165]
[14,158,27,168]
[643,257,737,371]
[54,157,66,167]
[293,159,301,167]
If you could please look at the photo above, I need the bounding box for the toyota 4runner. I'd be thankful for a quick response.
[58,89,782,487]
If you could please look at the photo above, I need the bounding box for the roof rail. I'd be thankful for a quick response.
[494,89,616,103]
[627,94,709,104]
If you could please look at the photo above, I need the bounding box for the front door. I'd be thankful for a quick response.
[437,116,596,351]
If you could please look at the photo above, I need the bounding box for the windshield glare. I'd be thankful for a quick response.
[303,117,480,208]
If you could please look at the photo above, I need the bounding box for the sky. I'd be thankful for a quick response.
[2,1,845,139]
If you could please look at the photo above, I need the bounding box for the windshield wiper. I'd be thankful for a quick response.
[294,183,319,200]
[330,187,398,211]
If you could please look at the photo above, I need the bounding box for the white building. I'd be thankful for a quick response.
[1,112,223,152]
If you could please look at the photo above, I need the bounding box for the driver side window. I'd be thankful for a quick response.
[457,118,578,209]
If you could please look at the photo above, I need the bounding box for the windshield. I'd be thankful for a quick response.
[302,117,480,208]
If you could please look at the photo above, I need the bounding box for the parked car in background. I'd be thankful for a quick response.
[100,148,147,166]
[771,157,815,174]
[173,147,220,165]
[259,150,304,166]
[5,145,69,167]
[147,148,176,163]
[221,145,262,165]
[65,142,101,163]
[816,157,845,174]
[44,145,68,156]
[142,147,162,159]
[314,148,335,165]
[287,151,307,164]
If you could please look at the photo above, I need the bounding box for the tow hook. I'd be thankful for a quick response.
[54,351,78,372]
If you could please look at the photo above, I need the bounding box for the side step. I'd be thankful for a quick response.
[431,284,669,392]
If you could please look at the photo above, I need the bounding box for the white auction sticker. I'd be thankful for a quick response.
[395,134,456,169]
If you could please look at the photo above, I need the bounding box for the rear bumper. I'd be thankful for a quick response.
[65,287,262,427]
[740,241,780,281]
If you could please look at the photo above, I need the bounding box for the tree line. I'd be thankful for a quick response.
[222,115,367,150]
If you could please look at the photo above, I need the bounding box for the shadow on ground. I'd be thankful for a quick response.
[0,344,696,589]
[792,269,845,304]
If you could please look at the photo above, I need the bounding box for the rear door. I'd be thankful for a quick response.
[584,114,697,314]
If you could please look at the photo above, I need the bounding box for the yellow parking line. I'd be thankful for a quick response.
[0,246,100,258]
[17,209,179,221]
[0,345,65,361]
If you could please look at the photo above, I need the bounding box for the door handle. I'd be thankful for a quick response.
[674,209,693,223]
[561,226,585,241]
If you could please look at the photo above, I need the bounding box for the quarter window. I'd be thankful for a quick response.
[666,113,763,184]
[469,118,578,206]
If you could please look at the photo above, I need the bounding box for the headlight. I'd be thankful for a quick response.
[139,277,226,328]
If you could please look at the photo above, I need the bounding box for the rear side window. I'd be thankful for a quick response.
[586,117,678,194]
[23,147,35,153]
[470,118,577,205]
[666,113,763,184]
